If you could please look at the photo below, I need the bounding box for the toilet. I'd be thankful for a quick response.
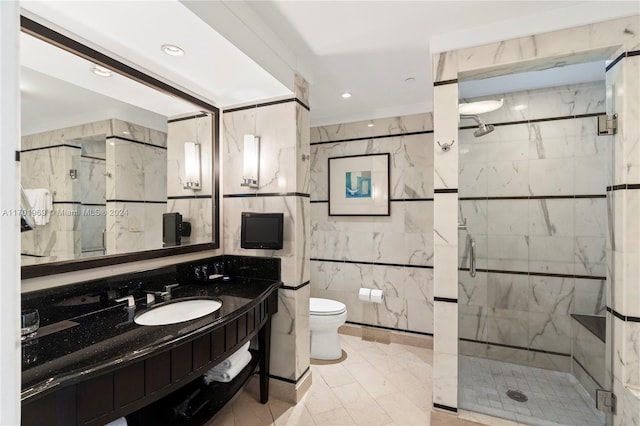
[309,297,348,360]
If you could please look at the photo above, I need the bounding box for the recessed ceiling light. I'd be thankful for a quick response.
[341,92,352,99]
[161,44,185,57]
[91,65,112,77]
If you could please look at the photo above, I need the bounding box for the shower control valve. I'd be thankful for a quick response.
[437,140,455,152]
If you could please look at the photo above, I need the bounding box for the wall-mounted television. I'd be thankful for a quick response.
[241,212,284,250]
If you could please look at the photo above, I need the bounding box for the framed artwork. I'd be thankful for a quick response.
[328,153,390,216]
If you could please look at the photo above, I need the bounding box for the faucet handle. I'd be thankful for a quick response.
[165,283,179,292]
[115,295,135,310]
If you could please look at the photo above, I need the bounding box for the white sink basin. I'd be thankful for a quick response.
[134,299,222,326]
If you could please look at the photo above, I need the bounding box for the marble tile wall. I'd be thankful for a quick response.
[607,50,640,426]
[166,113,214,248]
[310,113,435,334]
[106,121,167,254]
[432,14,639,420]
[223,75,311,388]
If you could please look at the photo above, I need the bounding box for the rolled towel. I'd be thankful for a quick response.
[104,417,128,426]
[203,351,252,384]
[217,341,250,369]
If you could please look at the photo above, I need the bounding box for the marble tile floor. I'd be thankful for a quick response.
[205,334,536,426]
[459,355,605,426]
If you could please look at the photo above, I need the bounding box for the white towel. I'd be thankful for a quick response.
[203,351,252,384]
[104,416,128,426]
[24,188,53,226]
[217,341,250,369]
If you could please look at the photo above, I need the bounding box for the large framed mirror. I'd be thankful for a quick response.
[20,17,220,279]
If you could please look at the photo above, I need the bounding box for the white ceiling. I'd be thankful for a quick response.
[19,1,640,131]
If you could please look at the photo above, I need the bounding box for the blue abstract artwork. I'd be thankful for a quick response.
[345,171,372,198]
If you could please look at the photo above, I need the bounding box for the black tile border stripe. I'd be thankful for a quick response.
[106,199,167,204]
[606,52,626,72]
[391,197,434,202]
[434,296,457,303]
[295,98,311,111]
[459,112,602,130]
[105,135,167,150]
[15,151,20,162]
[573,356,605,390]
[269,365,311,385]
[81,203,106,207]
[311,198,434,203]
[167,112,209,123]
[21,253,47,258]
[433,403,458,413]
[167,195,213,200]
[223,97,310,114]
[460,337,571,357]
[607,306,640,323]
[606,50,640,72]
[310,257,433,270]
[459,267,605,281]
[280,281,310,291]
[223,192,310,198]
[21,144,81,153]
[460,194,606,201]
[310,130,433,146]
[52,201,81,205]
[433,78,458,87]
[434,188,458,194]
[345,321,434,337]
[607,184,640,191]
[80,154,106,161]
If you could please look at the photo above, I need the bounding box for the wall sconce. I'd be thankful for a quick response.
[183,142,201,190]
[241,134,260,188]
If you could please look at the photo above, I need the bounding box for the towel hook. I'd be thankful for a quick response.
[438,140,455,152]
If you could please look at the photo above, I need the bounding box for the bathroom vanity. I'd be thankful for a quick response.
[21,256,280,426]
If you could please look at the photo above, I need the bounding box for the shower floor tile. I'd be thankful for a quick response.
[459,355,605,426]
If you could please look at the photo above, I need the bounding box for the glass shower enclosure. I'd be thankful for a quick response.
[456,70,612,426]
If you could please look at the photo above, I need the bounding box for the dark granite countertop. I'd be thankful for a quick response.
[21,277,280,402]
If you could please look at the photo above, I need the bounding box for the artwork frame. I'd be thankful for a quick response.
[328,153,390,216]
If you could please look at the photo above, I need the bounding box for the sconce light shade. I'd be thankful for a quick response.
[183,142,201,190]
[241,134,260,188]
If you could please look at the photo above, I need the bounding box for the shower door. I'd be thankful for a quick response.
[457,79,612,426]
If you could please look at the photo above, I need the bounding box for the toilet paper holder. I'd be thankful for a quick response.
[358,287,384,303]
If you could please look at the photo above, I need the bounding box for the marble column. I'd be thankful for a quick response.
[222,74,311,402]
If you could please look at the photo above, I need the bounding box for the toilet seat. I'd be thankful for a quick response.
[310,298,346,316]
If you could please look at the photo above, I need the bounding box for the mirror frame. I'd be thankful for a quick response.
[20,16,220,279]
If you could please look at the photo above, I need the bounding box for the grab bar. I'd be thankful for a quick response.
[469,236,476,277]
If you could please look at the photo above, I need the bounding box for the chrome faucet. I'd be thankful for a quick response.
[115,295,135,310]
[147,284,179,303]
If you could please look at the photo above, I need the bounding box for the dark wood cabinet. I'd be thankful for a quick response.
[22,291,278,426]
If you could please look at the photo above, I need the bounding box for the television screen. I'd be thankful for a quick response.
[241,212,284,250]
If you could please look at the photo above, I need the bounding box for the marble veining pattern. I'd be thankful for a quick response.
[436,16,639,422]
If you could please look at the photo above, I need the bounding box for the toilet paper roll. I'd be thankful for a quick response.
[358,288,372,302]
[369,289,384,303]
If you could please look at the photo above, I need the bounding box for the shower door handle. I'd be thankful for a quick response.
[469,237,476,277]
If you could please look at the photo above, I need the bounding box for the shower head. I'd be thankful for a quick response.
[474,123,494,137]
[461,114,495,138]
